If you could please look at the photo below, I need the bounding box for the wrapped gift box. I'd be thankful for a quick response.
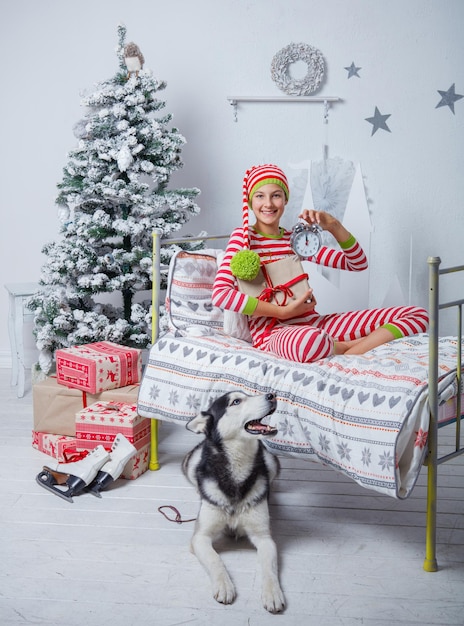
[76,401,151,480]
[32,430,79,463]
[33,376,140,437]
[76,401,150,452]
[121,443,150,480]
[55,341,142,394]
[32,431,149,480]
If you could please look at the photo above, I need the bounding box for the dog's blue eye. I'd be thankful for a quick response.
[231,398,241,405]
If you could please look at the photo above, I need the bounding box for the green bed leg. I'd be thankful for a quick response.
[423,456,438,572]
[424,256,440,572]
[149,418,160,471]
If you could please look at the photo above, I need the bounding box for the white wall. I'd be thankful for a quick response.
[1,0,463,364]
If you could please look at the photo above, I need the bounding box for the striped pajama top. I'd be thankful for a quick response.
[212,226,368,349]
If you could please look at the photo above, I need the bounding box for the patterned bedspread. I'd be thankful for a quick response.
[137,330,462,499]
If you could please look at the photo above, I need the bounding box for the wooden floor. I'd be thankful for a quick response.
[1,369,464,626]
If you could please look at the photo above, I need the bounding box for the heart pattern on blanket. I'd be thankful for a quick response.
[187,302,199,311]
[183,346,193,357]
[342,388,354,401]
[389,396,401,408]
[373,393,385,406]
[358,391,370,404]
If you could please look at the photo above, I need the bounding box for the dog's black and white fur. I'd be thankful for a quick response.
[182,390,285,613]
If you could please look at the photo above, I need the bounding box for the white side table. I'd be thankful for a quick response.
[5,283,39,398]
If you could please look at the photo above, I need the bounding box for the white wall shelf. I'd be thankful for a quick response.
[227,95,342,121]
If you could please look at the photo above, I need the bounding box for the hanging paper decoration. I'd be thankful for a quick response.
[310,157,356,246]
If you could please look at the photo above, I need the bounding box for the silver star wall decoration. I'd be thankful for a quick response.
[436,83,463,114]
[345,62,361,78]
[365,107,391,136]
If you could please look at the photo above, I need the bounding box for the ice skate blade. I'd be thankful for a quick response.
[35,469,86,503]
[88,471,114,497]
[87,487,103,498]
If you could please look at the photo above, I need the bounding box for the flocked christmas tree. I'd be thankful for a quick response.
[29,25,201,373]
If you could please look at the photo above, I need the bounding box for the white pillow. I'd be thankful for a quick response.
[223,309,253,342]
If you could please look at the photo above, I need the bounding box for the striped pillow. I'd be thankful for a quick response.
[166,250,224,332]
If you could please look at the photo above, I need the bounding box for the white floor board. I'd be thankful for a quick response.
[1,369,463,626]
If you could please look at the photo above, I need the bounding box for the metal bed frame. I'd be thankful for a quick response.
[148,232,464,571]
[424,257,463,571]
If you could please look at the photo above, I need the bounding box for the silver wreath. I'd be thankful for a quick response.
[271,43,325,96]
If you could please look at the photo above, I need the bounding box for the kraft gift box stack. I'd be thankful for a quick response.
[32,341,149,479]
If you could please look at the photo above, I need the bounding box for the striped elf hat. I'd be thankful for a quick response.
[231,164,290,281]
[242,164,290,247]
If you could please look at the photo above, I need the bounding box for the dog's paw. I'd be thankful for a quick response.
[212,572,236,605]
[262,583,285,614]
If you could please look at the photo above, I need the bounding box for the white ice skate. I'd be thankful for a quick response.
[36,445,110,502]
[88,433,137,496]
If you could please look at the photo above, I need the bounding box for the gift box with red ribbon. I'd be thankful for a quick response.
[32,429,149,479]
[76,401,150,452]
[75,401,151,479]
[33,376,140,437]
[32,430,80,463]
[55,341,142,394]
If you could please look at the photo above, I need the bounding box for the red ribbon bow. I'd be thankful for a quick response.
[258,272,309,306]
[62,449,89,464]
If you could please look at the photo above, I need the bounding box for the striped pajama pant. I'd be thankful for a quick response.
[259,305,429,363]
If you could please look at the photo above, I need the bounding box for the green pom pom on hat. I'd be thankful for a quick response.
[230,249,261,281]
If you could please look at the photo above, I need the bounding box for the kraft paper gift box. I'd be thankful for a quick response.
[55,341,142,394]
[237,255,310,305]
[32,430,79,463]
[33,376,140,437]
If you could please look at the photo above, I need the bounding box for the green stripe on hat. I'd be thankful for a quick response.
[248,177,289,206]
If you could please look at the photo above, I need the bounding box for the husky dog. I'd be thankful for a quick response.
[182,390,285,613]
